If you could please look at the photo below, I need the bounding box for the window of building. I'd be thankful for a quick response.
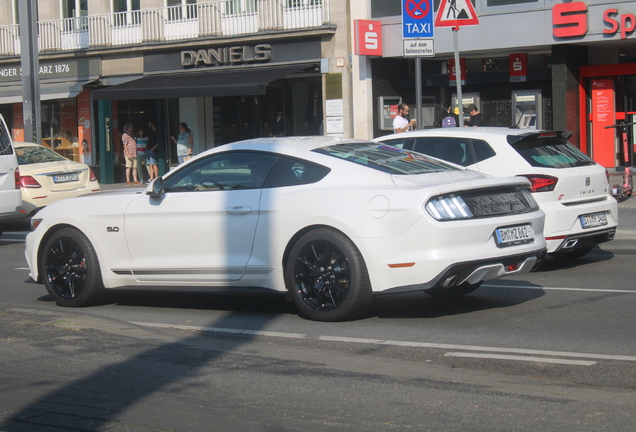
[113,0,140,13]
[226,0,256,15]
[487,0,537,6]
[371,0,400,18]
[62,0,88,18]
[167,0,197,20]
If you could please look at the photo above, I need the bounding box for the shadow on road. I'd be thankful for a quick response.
[0,310,279,431]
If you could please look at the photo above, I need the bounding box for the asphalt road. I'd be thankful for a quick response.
[0,196,635,431]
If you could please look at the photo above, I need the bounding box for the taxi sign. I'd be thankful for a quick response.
[402,0,434,38]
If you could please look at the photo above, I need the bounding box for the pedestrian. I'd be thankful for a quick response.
[146,120,159,183]
[170,122,194,164]
[466,104,484,127]
[433,103,459,128]
[122,122,141,186]
[393,103,416,133]
[136,128,148,183]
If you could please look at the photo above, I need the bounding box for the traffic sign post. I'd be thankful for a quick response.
[435,0,479,122]
[402,0,435,129]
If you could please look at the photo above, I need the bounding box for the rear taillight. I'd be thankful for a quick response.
[89,169,97,182]
[517,174,558,192]
[14,167,20,189]
[20,175,42,188]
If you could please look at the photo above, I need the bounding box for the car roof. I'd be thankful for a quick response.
[12,142,41,148]
[376,127,567,141]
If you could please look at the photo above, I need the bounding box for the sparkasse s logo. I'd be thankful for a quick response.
[553,2,588,38]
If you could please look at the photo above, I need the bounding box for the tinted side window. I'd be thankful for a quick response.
[263,156,330,188]
[0,117,13,156]
[412,137,475,167]
[164,151,278,192]
[472,139,496,163]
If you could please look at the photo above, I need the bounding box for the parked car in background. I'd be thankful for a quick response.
[25,137,546,322]
[0,114,26,237]
[375,128,618,259]
[15,142,100,217]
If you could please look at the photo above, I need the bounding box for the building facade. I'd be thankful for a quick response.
[354,0,636,169]
[0,0,356,183]
[1,0,634,184]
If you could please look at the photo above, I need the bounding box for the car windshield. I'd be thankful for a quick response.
[511,136,595,168]
[313,144,458,174]
[16,145,68,165]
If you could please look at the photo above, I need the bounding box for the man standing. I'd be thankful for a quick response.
[466,104,484,127]
[123,122,141,186]
[393,104,416,133]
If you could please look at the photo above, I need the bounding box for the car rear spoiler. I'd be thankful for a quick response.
[506,130,573,145]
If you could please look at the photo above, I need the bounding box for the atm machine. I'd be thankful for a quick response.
[512,90,542,129]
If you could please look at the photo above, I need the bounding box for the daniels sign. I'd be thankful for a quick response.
[553,2,636,39]
[181,44,272,67]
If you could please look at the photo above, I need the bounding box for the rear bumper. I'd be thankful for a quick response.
[381,248,547,294]
[0,208,28,225]
[551,227,616,253]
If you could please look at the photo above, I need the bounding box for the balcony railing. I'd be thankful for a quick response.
[0,0,329,56]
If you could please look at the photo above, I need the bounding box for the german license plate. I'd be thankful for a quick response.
[494,225,534,248]
[580,211,608,229]
[53,172,79,183]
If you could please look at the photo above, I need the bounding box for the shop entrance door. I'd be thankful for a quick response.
[581,64,636,169]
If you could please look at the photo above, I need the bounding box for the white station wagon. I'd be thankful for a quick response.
[376,128,617,259]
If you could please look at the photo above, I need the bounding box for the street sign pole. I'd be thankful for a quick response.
[415,57,422,129]
[19,0,41,145]
[453,28,462,124]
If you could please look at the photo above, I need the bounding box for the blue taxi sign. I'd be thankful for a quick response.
[402,0,434,38]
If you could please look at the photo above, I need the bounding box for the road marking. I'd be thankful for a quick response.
[483,284,636,294]
[130,321,636,363]
[444,352,597,366]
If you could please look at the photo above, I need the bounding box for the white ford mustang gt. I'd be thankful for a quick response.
[25,137,546,321]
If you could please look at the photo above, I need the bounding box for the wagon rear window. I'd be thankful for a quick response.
[510,137,595,168]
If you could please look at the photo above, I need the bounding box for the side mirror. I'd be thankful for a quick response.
[146,177,165,198]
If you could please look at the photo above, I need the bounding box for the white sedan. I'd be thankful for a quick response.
[25,137,546,321]
[375,128,618,259]
[15,142,101,216]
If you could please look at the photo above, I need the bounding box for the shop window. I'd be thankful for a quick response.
[482,58,509,72]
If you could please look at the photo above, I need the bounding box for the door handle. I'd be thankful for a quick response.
[225,206,252,215]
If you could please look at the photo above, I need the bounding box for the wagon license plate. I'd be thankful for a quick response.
[580,211,608,229]
[53,172,79,183]
[494,225,534,248]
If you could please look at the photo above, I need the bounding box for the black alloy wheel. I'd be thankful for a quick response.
[285,229,372,322]
[42,228,105,307]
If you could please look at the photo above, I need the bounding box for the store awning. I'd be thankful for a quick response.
[92,64,315,101]
[0,78,97,104]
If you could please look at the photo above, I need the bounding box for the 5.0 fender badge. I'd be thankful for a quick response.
[107,227,120,232]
